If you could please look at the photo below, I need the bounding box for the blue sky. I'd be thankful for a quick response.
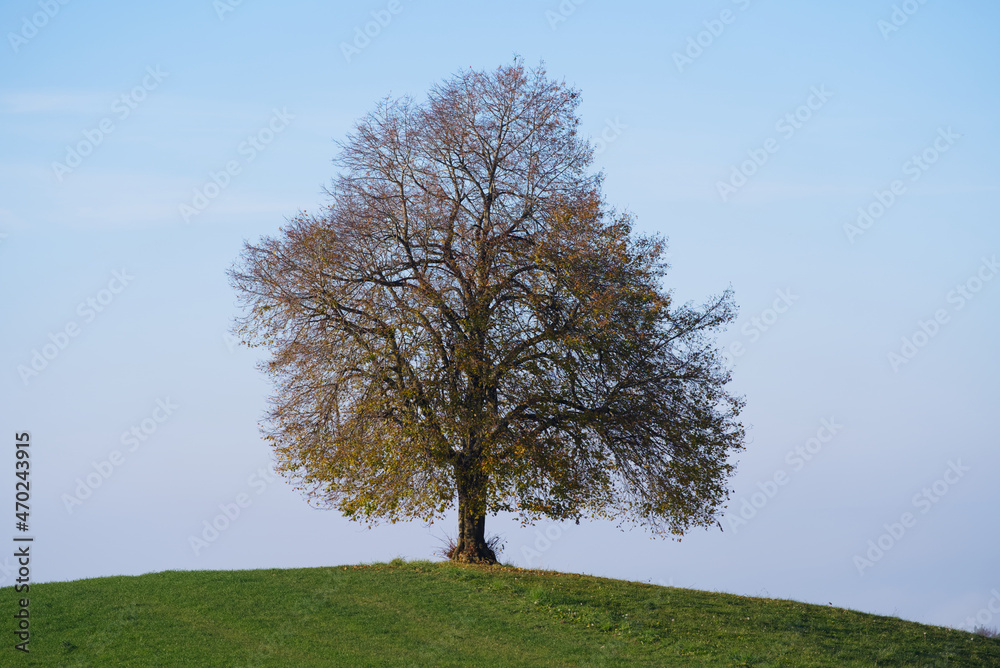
[1,0,998,631]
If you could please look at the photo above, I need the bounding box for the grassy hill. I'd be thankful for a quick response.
[5,560,997,666]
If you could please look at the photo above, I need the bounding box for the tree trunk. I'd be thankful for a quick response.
[449,461,497,564]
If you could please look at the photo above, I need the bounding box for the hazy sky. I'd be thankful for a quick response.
[2,0,998,632]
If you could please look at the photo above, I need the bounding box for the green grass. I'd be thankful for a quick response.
[4,559,998,666]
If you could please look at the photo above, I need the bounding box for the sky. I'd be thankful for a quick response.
[1,0,998,633]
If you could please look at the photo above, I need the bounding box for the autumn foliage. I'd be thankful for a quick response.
[229,60,744,564]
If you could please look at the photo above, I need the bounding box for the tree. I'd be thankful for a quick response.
[228,60,744,564]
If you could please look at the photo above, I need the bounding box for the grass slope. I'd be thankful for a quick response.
[5,560,998,667]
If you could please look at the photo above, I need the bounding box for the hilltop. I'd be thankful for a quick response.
[6,560,997,666]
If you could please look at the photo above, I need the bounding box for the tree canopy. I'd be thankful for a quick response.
[229,60,745,563]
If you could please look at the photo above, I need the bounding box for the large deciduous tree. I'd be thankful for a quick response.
[229,60,744,564]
